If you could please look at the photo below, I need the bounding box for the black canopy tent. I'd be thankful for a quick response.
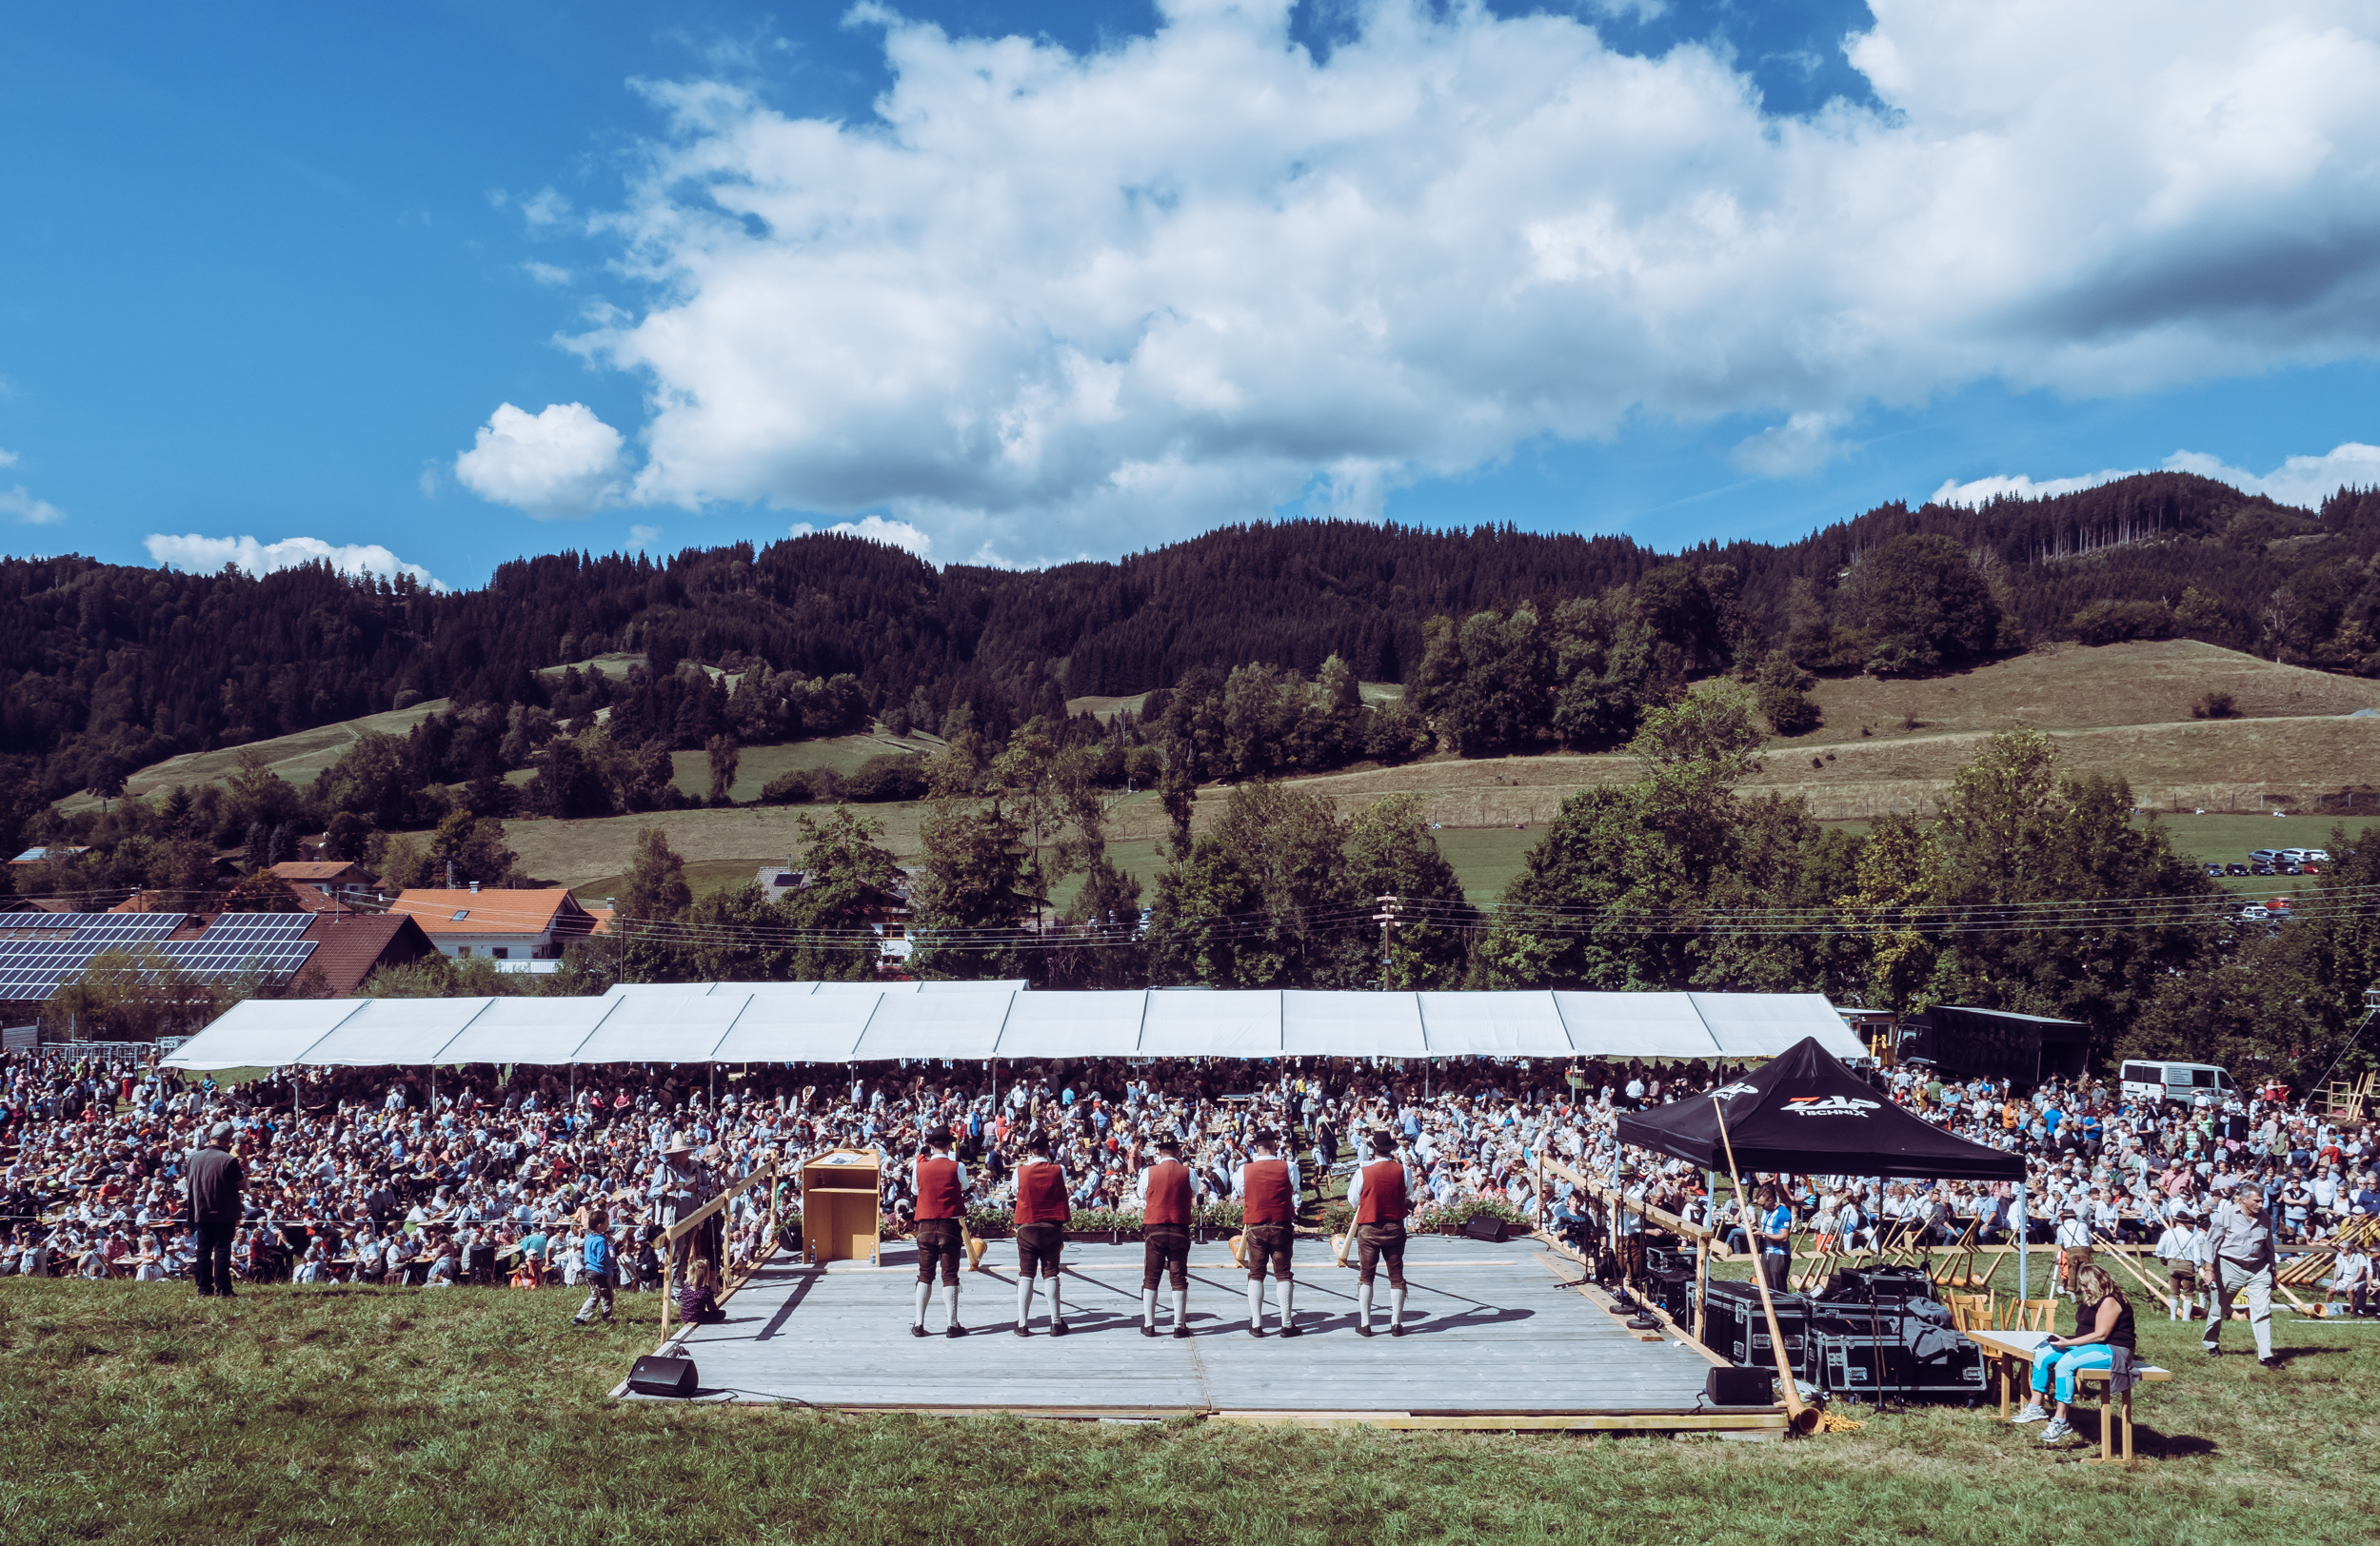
[1614,1036,2025,1180]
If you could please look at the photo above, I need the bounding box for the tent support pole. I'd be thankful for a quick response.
[1714,1099,1817,1437]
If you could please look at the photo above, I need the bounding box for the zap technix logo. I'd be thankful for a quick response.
[1781,1095,1883,1117]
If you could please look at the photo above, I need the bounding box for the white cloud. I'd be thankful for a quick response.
[530,0,2380,561]
[522,260,574,287]
[0,486,64,525]
[1931,440,2380,509]
[0,447,64,525]
[144,533,447,590]
[453,402,625,518]
[1931,467,2141,506]
[627,524,661,549]
[1730,412,1851,478]
[788,514,934,560]
[2163,443,2380,506]
[521,187,571,228]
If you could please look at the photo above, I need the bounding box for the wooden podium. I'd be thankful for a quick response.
[800,1149,883,1266]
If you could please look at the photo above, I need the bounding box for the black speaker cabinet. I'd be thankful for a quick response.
[627,1355,699,1397]
[1463,1215,1512,1242]
[1704,1365,1774,1406]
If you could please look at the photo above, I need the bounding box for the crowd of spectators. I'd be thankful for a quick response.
[1,1047,2373,1318]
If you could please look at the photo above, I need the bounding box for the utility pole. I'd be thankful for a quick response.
[1372,894,1402,992]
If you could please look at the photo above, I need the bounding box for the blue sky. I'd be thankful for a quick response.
[4,1,2378,589]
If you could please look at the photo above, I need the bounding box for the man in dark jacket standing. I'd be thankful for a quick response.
[185,1122,244,1298]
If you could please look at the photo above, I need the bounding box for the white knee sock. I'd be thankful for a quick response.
[1172,1286,1188,1329]
[942,1283,959,1326]
[1391,1286,1406,1328]
[1142,1287,1158,1328]
[1359,1281,1374,1328]
[1246,1278,1264,1328]
[1017,1276,1035,1327]
[1049,1277,1063,1322]
[1277,1277,1294,1326]
[913,1281,931,1328]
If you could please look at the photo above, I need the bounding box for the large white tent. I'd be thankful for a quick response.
[160,985,1864,1070]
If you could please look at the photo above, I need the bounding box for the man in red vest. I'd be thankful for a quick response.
[1347,1129,1418,1336]
[1137,1135,1201,1337]
[1236,1131,1302,1337]
[1013,1133,1071,1337]
[910,1134,970,1338]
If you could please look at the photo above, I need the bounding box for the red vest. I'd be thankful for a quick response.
[1143,1159,1193,1226]
[1241,1158,1295,1225]
[1015,1160,1070,1225]
[1355,1160,1408,1224]
[915,1156,963,1220]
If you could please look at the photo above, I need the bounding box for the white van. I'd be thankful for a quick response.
[2119,1060,2237,1106]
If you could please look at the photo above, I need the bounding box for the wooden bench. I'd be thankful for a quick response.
[1964,1328,2172,1465]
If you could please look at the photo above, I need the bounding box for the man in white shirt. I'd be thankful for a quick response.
[2153,1210,2204,1318]
[2325,1241,2370,1318]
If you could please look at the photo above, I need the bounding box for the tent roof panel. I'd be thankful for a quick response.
[711,994,881,1062]
[1422,991,1575,1057]
[1690,992,1865,1060]
[995,990,1146,1060]
[849,992,1015,1060]
[297,997,496,1066]
[571,995,751,1064]
[1140,991,1281,1059]
[160,999,365,1070]
[1286,990,1422,1057]
[1551,992,1722,1060]
[437,997,617,1065]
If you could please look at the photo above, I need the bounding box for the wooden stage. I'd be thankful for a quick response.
[619,1236,1789,1434]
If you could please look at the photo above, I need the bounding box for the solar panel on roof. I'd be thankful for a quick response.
[0,911,316,1001]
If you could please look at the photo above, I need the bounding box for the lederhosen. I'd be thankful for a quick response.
[1354,1159,1409,1288]
[1241,1159,1296,1280]
[914,1156,965,1287]
[1015,1162,1068,1278]
[1141,1160,1194,1291]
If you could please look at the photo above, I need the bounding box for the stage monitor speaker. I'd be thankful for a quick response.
[1704,1366,1773,1406]
[1464,1215,1512,1242]
[627,1356,699,1398]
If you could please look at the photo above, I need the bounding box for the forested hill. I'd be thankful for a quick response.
[6,470,2378,800]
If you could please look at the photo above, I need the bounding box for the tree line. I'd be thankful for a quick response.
[10,469,2378,830]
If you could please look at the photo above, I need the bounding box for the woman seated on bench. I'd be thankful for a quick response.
[2013,1263,2134,1445]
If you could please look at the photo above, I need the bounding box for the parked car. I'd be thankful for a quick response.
[2281,862,2305,875]
[2251,863,2278,877]
[2302,862,2323,874]
[2204,862,2226,877]
[2305,848,2331,863]
[2248,848,2285,864]
[2238,903,2271,922]
[2225,862,2250,876]
[2269,896,2294,911]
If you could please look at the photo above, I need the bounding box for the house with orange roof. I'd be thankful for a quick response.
[269,860,377,906]
[389,886,600,964]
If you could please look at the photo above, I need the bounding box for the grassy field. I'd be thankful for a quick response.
[58,698,456,813]
[663,731,936,805]
[1,1278,2370,1546]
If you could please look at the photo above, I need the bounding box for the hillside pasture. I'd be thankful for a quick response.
[57,697,454,812]
[663,730,937,805]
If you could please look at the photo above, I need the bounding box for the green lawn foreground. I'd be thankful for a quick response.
[1,1278,2373,1546]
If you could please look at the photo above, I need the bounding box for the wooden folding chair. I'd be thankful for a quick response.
[2008,1298,2057,1332]
[1930,1219,1985,1291]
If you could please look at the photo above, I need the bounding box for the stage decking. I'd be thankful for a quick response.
[621,1236,1785,1432]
